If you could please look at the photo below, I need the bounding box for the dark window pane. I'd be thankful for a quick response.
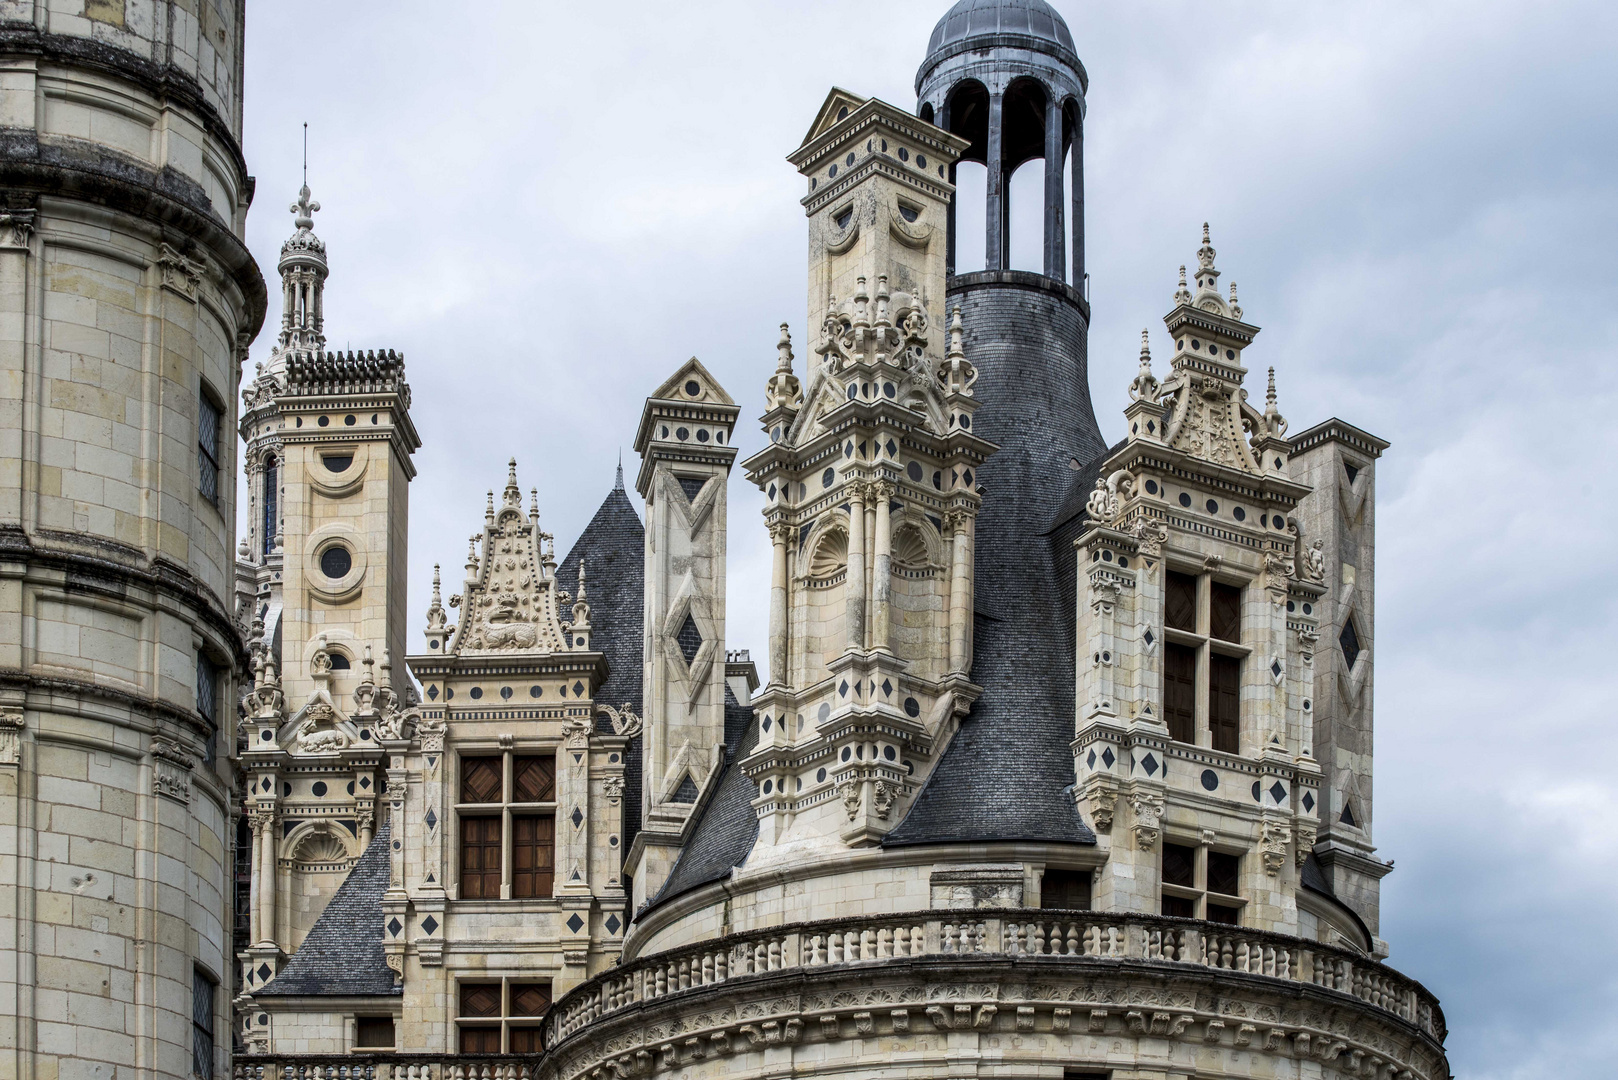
[262,458,278,555]
[1208,851,1241,897]
[1163,643,1197,743]
[459,1026,501,1054]
[510,982,551,1016]
[192,969,215,1080]
[1161,894,1195,918]
[1162,842,1196,888]
[513,756,555,802]
[460,983,502,1018]
[319,544,352,579]
[1165,571,1198,632]
[1209,654,1241,754]
[198,392,220,505]
[1210,582,1242,643]
[1340,617,1361,668]
[461,757,502,804]
[509,1026,543,1053]
[322,454,353,473]
[1207,902,1241,925]
[1040,869,1092,910]
[459,817,501,899]
[355,1016,395,1048]
[512,815,555,899]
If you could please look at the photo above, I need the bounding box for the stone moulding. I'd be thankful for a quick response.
[538,909,1444,1080]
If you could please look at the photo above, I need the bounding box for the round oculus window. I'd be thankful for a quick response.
[319,545,352,579]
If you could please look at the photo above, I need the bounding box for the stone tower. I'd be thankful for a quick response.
[627,360,739,907]
[0,4,264,1080]
[233,189,420,1021]
[531,6,1450,1080]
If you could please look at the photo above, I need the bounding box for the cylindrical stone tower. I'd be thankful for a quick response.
[0,5,265,1080]
[899,0,1108,838]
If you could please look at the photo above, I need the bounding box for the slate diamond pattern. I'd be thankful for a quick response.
[388,918,402,937]
[1101,748,1115,768]
[421,915,438,935]
[424,809,437,829]
[566,914,585,933]
[1269,781,1287,804]
[1141,752,1158,776]
[571,807,584,829]
[676,613,703,666]
[1302,792,1315,813]
[605,914,621,934]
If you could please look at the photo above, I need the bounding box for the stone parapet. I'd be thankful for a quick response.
[540,909,1444,1080]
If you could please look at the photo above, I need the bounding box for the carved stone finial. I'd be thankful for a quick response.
[1174,264,1191,305]
[485,490,495,523]
[764,323,803,412]
[503,459,521,508]
[426,564,447,630]
[948,307,965,359]
[614,455,624,492]
[1230,281,1242,319]
[1198,222,1215,269]
[1263,366,1288,438]
[466,534,480,575]
[290,183,320,232]
[1128,329,1159,404]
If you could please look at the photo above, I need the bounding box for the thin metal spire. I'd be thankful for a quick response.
[302,122,308,185]
[614,450,624,492]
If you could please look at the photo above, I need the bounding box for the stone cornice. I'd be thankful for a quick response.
[0,524,248,666]
[0,24,250,189]
[0,129,267,338]
[1289,418,1391,459]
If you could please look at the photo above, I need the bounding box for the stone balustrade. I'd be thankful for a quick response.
[545,909,1446,1048]
[232,1057,541,1080]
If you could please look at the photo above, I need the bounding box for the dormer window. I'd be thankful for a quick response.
[1162,570,1247,753]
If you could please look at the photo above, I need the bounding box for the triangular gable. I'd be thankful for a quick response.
[649,357,735,406]
[801,87,870,147]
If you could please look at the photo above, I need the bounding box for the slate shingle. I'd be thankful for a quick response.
[256,822,397,997]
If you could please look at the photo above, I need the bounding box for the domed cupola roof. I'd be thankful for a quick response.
[925,0,1076,62]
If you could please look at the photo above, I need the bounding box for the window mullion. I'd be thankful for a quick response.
[502,753,514,899]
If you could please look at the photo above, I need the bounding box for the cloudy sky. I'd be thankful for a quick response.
[238,3,1617,1076]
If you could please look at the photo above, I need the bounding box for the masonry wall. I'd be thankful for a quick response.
[0,4,264,1078]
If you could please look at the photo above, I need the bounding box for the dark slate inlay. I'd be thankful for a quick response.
[605,914,621,934]
[676,613,703,666]
[1101,748,1115,768]
[1270,781,1287,804]
[677,476,707,503]
[424,809,437,830]
[1141,753,1158,777]
[671,774,700,803]
[1200,769,1219,791]
[421,916,438,936]
[571,807,584,829]
[566,914,585,934]
[388,918,402,937]
[1340,618,1361,668]
[1302,792,1315,813]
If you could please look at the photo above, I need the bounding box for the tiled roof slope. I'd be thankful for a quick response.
[558,479,645,866]
[886,275,1105,847]
[648,685,759,906]
[257,822,398,996]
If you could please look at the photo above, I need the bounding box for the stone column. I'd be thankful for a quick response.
[768,522,791,684]
[248,815,264,943]
[948,510,973,674]
[864,497,877,649]
[1043,91,1066,280]
[1070,112,1085,287]
[257,810,277,948]
[845,484,867,652]
[871,481,894,652]
[986,91,1006,272]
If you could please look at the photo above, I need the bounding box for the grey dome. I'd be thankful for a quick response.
[926,0,1075,57]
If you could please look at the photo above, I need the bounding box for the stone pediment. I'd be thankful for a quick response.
[648,357,734,407]
[800,87,870,147]
[451,460,570,655]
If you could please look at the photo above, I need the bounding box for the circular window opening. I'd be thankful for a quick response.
[320,545,352,579]
[469,686,483,700]
[675,427,689,441]
[1178,492,1192,508]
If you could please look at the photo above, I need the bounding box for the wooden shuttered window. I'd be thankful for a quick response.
[1209,653,1241,753]
[459,817,501,899]
[1163,643,1197,743]
[511,815,555,899]
[513,756,555,802]
[1165,571,1198,632]
[461,757,502,803]
[1040,869,1093,910]
[1210,582,1242,643]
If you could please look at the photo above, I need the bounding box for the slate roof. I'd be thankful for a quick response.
[257,822,397,997]
[557,474,645,866]
[885,278,1107,848]
[648,686,759,906]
